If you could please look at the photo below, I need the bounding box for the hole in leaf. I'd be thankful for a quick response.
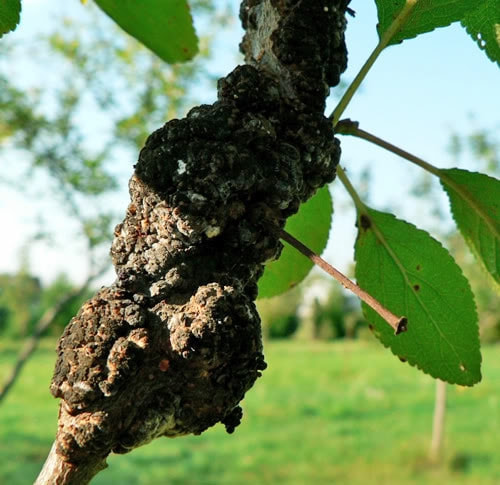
[459,363,466,372]
[396,318,408,334]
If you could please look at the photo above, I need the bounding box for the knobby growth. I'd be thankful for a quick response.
[36,1,350,482]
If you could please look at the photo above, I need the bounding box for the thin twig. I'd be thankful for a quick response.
[335,119,441,176]
[336,119,500,241]
[279,229,407,335]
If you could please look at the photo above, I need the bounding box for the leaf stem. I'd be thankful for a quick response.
[336,119,441,176]
[335,165,367,214]
[279,229,407,335]
[329,0,419,127]
[336,119,500,240]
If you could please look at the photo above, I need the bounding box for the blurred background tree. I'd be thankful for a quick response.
[0,260,42,338]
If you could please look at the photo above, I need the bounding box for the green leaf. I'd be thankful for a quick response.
[355,208,481,386]
[461,1,500,68]
[375,0,477,46]
[0,0,21,38]
[258,187,333,299]
[440,168,500,287]
[94,0,198,63]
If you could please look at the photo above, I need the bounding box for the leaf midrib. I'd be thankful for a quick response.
[363,210,465,367]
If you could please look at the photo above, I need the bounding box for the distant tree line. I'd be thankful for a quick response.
[0,268,92,339]
[1,247,498,344]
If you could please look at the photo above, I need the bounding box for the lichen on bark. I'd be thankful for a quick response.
[39,0,350,482]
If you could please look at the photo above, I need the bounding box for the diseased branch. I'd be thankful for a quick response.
[279,229,407,335]
[36,1,352,483]
[35,442,107,485]
[0,270,103,405]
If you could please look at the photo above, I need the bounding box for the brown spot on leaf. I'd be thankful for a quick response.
[416,264,421,271]
[360,214,371,231]
[368,324,374,331]
[413,284,420,291]
[398,356,407,363]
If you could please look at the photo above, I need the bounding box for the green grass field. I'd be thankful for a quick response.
[1,339,499,484]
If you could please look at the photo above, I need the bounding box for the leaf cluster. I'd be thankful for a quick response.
[260,0,500,386]
[376,0,500,67]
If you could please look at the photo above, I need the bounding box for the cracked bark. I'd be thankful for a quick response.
[36,1,350,483]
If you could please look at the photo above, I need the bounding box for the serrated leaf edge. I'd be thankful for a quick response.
[356,209,481,386]
[440,169,500,241]
[460,6,500,68]
[457,231,500,292]
[0,0,22,38]
[94,0,198,63]
[439,168,500,286]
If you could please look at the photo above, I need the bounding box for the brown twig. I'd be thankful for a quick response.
[279,229,407,335]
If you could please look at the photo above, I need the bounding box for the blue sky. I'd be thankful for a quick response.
[0,0,499,285]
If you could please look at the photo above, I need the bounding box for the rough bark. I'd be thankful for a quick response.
[37,1,350,482]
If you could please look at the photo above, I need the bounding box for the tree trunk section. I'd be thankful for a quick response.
[36,1,351,482]
[35,442,107,485]
[430,379,447,462]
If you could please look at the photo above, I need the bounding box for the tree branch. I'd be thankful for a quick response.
[36,1,351,482]
[35,442,107,485]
